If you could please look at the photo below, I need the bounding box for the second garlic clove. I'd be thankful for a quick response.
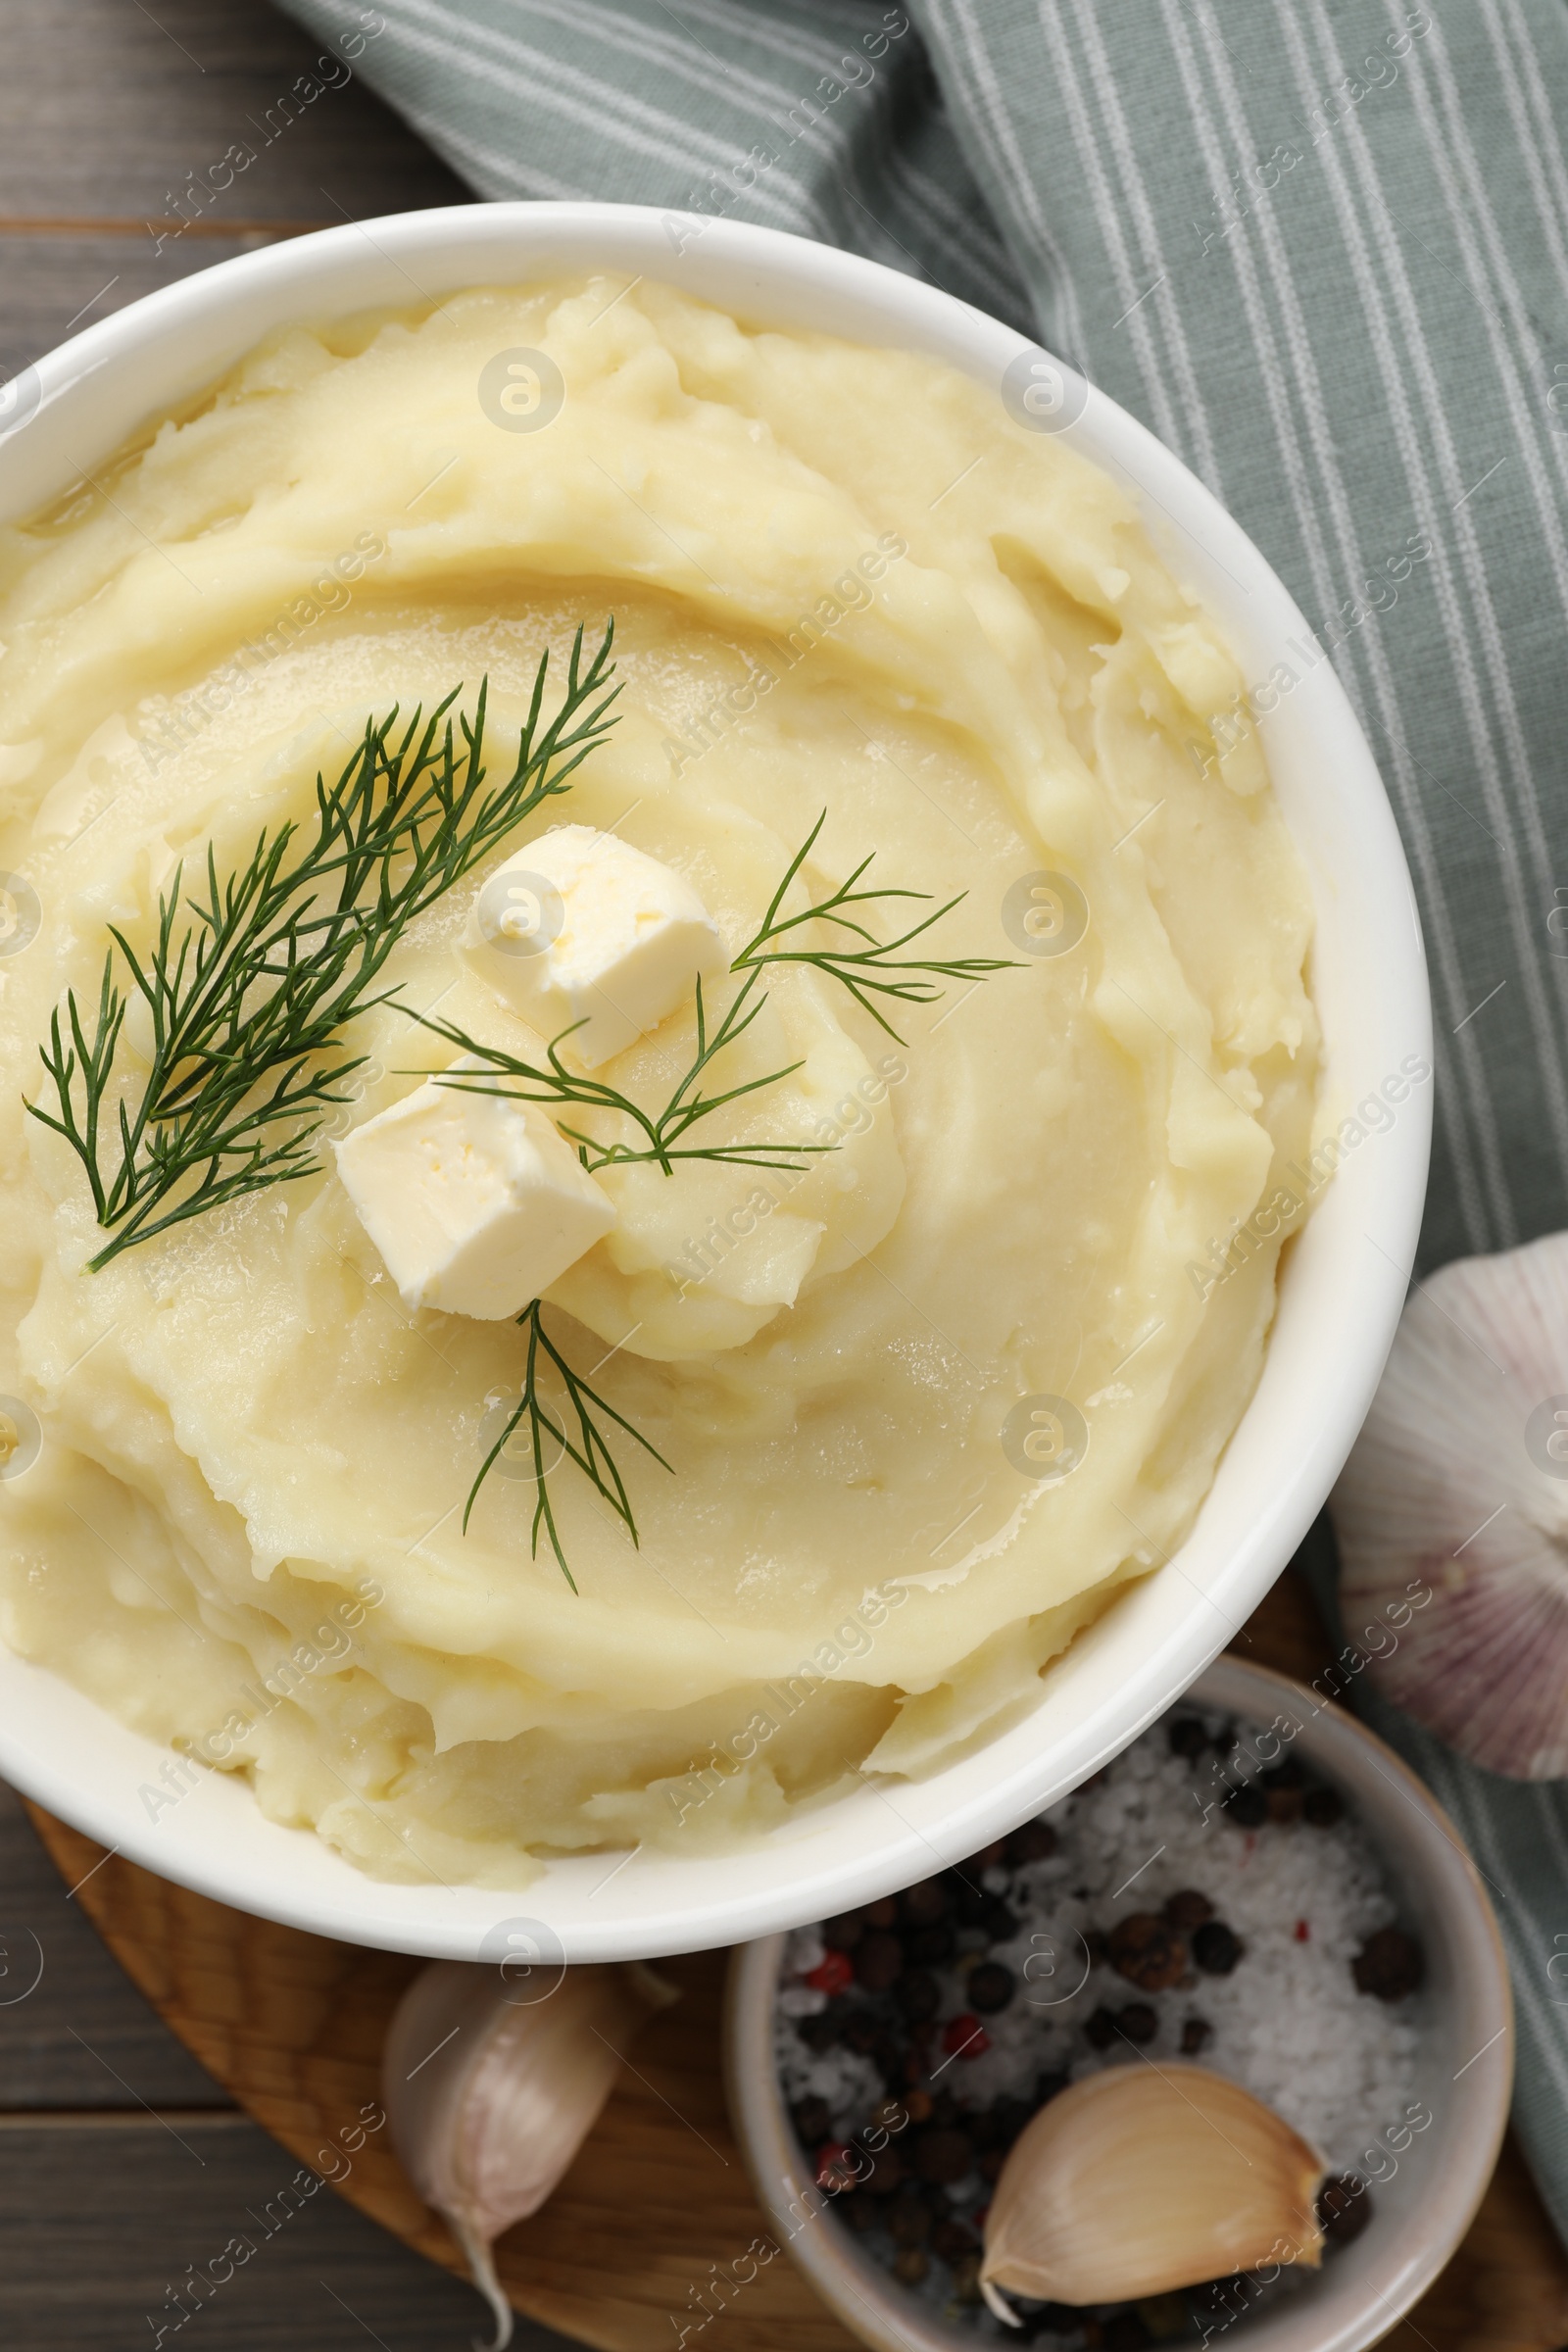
[980,2063,1326,2316]
[383,1954,679,2348]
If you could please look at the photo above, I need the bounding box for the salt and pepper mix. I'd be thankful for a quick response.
[774,1708,1427,2341]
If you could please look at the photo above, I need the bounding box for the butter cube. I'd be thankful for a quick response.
[334,1080,614,1320]
[465,824,726,1067]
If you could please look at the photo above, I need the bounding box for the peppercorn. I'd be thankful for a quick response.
[892,2247,930,2285]
[791,2095,832,2147]
[991,2095,1035,2144]
[871,2034,906,2091]
[1352,1926,1424,2001]
[841,2007,881,2055]
[903,2088,934,2124]
[1192,1920,1244,1976]
[1168,1717,1208,1757]
[816,2140,858,2191]
[913,2128,975,2185]
[806,1948,855,1998]
[1085,1927,1110,1967]
[842,2194,876,2232]
[930,2215,979,2259]
[968,1961,1016,2015]
[1223,1784,1268,1828]
[821,1909,866,1951]
[1084,2005,1120,2049]
[858,2147,906,2198]
[1005,1820,1058,1864]
[979,1895,1020,1942]
[947,1874,989,1926]
[798,2011,841,2052]
[1180,2016,1213,2055]
[1304,1785,1345,1828]
[1266,1782,1306,1823]
[1116,2001,1158,2044]
[864,1895,899,1929]
[896,1968,941,2024]
[965,1838,1008,1872]
[1317,2172,1373,2245]
[1262,1756,1306,1789]
[906,1921,956,1969]
[899,1878,951,1927]
[1211,1727,1239,1753]
[1161,1887,1214,1932]
[855,1930,905,1991]
[942,2012,991,2059]
[1108,1912,1187,1991]
[887,2187,931,2246]
[1192,2277,1248,2319]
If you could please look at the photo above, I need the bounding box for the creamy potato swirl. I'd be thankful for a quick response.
[0,282,1317,1884]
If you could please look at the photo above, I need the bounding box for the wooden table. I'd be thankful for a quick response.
[2,6,1567,2346]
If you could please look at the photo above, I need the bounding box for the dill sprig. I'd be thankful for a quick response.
[436,964,836,1585]
[417,967,837,1179]
[440,812,1012,1582]
[28,624,620,1267]
[466,1298,671,1592]
[730,810,1015,1041]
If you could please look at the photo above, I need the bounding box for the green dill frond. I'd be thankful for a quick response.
[466,1298,672,1588]
[416,968,838,1180]
[729,809,1015,1041]
[28,622,620,1267]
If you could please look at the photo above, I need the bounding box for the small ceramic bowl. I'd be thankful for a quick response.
[723,1656,1512,2352]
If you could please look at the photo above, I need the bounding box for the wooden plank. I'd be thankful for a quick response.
[0,0,469,229]
[0,2110,572,2349]
[0,1777,228,2110]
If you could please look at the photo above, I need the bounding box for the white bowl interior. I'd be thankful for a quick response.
[723,1658,1511,2352]
[0,207,1431,1959]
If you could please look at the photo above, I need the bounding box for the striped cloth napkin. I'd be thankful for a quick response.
[279,0,1568,2245]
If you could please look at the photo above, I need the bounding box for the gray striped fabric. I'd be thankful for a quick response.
[278,0,1568,2239]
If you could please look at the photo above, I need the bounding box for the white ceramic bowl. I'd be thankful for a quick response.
[724,1658,1511,2352]
[0,205,1430,1960]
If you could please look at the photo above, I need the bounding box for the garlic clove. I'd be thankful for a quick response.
[383,1956,679,2349]
[1333,1230,1568,1778]
[980,2064,1325,2313]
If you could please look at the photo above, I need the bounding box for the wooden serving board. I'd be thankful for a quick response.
[24,1575,1568,2352]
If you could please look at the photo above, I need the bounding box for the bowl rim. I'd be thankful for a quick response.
[721,1655,1513,2352]
[0,201,1432,1959]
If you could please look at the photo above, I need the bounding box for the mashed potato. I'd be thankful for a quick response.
[0,280,1318,1885]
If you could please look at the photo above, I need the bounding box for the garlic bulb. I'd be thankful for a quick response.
[1333,1229,1568,1777]
[383,1955,678,2348]
[980,2064,1324,2315]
